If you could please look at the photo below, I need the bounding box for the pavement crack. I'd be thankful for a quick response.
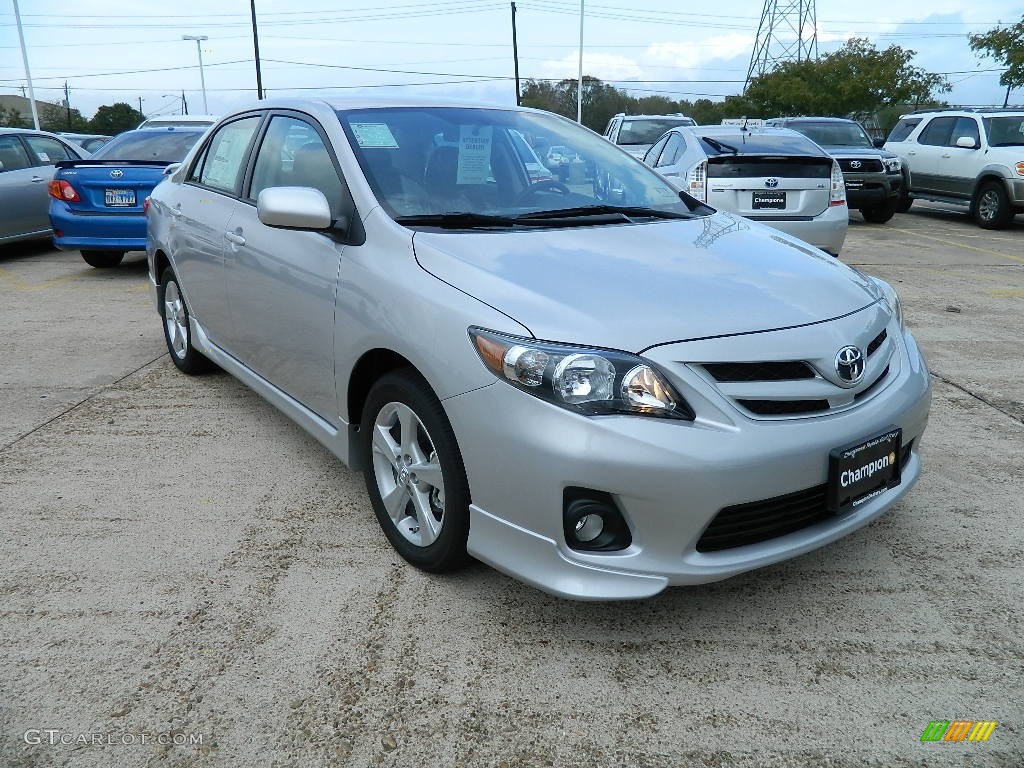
[930,371,1024,425]
[0,353,167,455]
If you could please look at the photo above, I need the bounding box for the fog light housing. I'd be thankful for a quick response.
[563,489,632,552]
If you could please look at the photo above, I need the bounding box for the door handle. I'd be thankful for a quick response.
[941,153,951,158]
[31,176,45,183]
[224,231,246,246]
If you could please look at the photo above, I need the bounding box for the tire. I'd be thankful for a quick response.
[973,181,1015,230]
[894,189,912,213]
[360,370,470,573]
[860,201,897,224]
[159,267,212,374]
[81,250,124,268]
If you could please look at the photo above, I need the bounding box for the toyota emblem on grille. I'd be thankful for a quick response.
[850,160,862,169]
[764,178,779,188]
[835,346,865,384]
[110,169,124,178]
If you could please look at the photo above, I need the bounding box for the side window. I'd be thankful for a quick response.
[23,135,76,165]
[886,118,920,143]
[643,135,670,166]
[949,117,980,147]
[917,117,956,147]
[196,116,261,193]
[0,135,32,172]
[249,116,344,217]
[656,134,684,168]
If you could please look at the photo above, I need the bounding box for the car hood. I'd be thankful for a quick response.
[412,211,881,352]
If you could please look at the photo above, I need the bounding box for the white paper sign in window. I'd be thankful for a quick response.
[351,123,399,149]
[456,125,492,184]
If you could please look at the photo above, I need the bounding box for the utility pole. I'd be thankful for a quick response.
[250,0,264,98]
[64,82,72,130]
[576,0,584,124]
[511,2,521,106]
[1004,83,1012,109]
[182,90,188,115]
[12,0,39,130]
[138,96,145,117]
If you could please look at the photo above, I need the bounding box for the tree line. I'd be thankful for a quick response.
[0,101,145,135]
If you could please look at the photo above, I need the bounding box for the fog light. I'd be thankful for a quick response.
[574,514,604,542]
[563,490,632,552]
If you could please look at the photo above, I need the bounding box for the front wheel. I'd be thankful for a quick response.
[860,201,898,224]
[974,181,1015,229]
[361,371,470,573]
[81,250,124,268]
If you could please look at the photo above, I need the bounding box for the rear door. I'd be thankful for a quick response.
[172,115,263,349]
[13,134,81,237]
[907,116,956,194]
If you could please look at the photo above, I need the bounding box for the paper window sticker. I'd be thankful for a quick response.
[456,125,492,185]
[38,152,50,162]
[351,123,399,148]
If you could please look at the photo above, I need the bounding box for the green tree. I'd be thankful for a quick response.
[89,102,144,135]
[743,38,948,117]
[970,16,1024,103]
[39,102,89,133]
[0,105,28,128]
[521,76,630,131]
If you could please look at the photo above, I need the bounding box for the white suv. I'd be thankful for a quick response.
[884,108,1024,229]
[602,113,696,159]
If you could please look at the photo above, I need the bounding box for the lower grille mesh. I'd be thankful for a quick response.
[696,440,914,552]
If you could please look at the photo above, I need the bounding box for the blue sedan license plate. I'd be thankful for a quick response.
[105,188,136,207]
[827,427,902,513]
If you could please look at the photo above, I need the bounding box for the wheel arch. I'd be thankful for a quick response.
[346,348,420,468]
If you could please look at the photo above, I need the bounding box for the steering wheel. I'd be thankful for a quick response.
[516,179,571,203]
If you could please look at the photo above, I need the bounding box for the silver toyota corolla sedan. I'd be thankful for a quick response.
[147,98,931,600]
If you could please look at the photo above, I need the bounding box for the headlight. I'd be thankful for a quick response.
[470,328,693,420]
[870,278,905,332]
[883,157,902,173]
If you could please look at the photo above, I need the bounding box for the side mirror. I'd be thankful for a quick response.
[955,136,977,149]
[872,137,885,149]
[257,186,333,230]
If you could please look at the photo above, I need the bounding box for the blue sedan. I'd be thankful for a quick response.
[48,127,206,268]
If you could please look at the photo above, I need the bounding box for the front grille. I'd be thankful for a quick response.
[737,399,830,415]
[696,440,915,552]
[854,365,890,401]
[838,158,884,173]
[866,329,887,357]
[703,361,815,382]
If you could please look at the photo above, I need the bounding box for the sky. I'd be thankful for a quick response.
[1,0,1022,122]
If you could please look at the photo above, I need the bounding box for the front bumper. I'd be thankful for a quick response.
[444,316,931,600]
[845,172,902,207]
[50,202,146,252]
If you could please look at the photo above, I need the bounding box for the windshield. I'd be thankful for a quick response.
[91,130,205,162]
[337,107,700,221]
[787,122,872,148]
[983,116,1024,146]
[617,118,695,145]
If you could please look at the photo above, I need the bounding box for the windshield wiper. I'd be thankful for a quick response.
[516,205,696,222]
[395,212,520,229]
[701,136,739,155]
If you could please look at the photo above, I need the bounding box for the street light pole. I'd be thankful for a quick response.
[577,0,584,124]
[182,35,209,113]
[12,0,39,130]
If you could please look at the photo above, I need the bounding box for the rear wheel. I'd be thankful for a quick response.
[974,181,1015,229]
[81,250,124,268]
[361,371,469,573]
[860,201,897,224]
[159,267,212,374]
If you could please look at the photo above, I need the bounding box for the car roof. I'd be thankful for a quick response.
[678,125,828,156]
[0,127,69,137]
[769,116,859,124]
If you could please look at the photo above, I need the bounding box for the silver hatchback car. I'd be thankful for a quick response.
[147,98,931,600]
[643,124,849,255]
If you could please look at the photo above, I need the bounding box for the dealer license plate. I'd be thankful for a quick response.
[827,427,902,513]
[752,190,786,209]
[105,188,136,207]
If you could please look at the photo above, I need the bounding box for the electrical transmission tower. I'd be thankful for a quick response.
[745,0,818,89]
